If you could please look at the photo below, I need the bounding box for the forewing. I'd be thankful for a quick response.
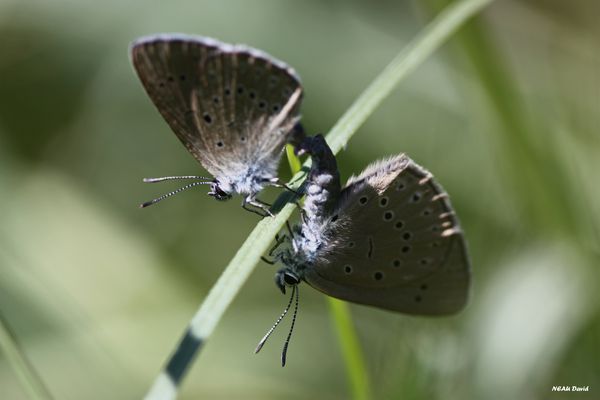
[130,34,303,179]
[304,155,471,315]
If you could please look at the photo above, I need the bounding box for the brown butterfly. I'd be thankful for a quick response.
[131,34,304,215]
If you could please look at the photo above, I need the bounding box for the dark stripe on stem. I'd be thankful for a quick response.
[165,329,203,385]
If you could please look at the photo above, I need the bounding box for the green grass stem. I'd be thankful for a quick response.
[0,314,53,400]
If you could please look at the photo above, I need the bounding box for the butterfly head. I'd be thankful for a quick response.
[210,162,277,201]
[274,267,300,295]
[208,180,233,201]
[271,243,310,294]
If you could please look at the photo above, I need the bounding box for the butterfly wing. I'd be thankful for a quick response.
[130,34,303,180]
[303,155,471,315]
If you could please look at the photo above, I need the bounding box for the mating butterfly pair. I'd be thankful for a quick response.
[131,34,470,366]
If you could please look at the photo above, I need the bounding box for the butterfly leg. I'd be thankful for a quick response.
[242,202,271,218]
[242,196,274,217]
[261,256,276,265]
[285,221,296,240]
[268,234,287,256]
[254,197,273,208]
[253,197,276,216]
[263,229,294,264]
[268,178,300,196]
[299,208,307,225]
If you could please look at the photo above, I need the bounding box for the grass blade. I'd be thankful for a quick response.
[0,314,54,400]
[327,298,371,400]
[285,144,302,174]
[326,0,493,154]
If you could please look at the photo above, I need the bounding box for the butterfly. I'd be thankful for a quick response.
[130,34,304,215]
[257,134,471,365]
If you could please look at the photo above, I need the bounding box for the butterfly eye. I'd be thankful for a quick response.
[283,272,299,286]
[210,185,231,201]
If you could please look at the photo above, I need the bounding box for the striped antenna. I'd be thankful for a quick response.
[140,181,212,208]
[254,285,296,355]
[281,285,299,367]
[143,286,300,400]
[143,175,213,183]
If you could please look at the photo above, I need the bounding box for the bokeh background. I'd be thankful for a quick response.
[1,0,598,399]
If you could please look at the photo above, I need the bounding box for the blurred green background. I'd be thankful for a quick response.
[0,0,598,399]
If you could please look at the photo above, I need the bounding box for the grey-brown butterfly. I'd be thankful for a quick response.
[130,34,304,215]
[257,134,471,365]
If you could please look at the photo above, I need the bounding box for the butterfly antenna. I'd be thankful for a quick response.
[281,285,299,367]
[140,181,211,208]
[255,285,296,354]
[143,175,212,183]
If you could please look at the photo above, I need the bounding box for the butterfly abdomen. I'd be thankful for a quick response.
[298,135,341,223]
